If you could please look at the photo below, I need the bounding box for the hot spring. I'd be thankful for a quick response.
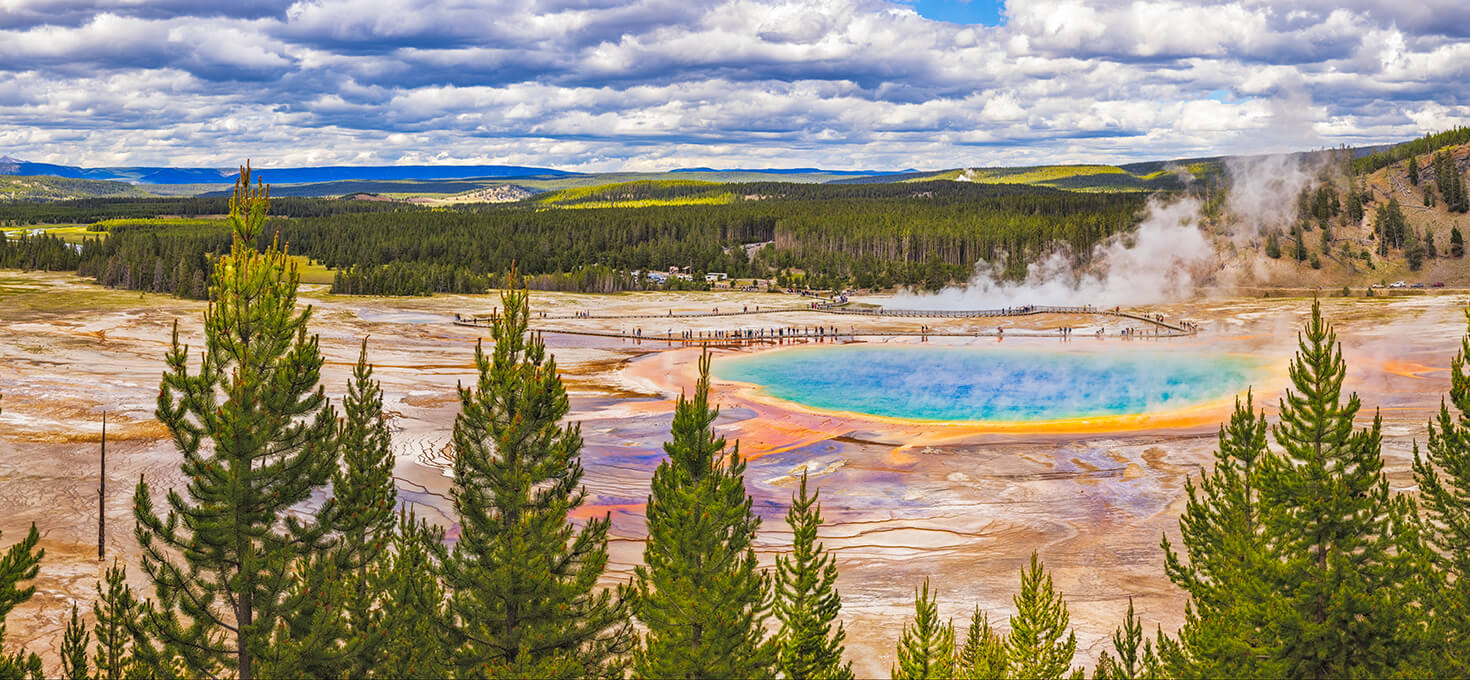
[714,344,1266,424]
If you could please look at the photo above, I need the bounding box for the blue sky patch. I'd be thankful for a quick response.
[904,0,1004,26]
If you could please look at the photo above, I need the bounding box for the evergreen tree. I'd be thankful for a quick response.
[375,510,450,679]
[1426,231,1438,259]
[334,339,397,571]
[1145,627,1190,678]
[93,559,138,680]
[1372,198,1407,255]
[309,337,401,677]
[268,551,352,675]
[131,166,340,679]
[1431,151,1467,212]
[1293,225,1308,262]
[1265,231,1282,259]
[630,350,776,679]
[1411,307,1470,675]
[1406,228,1425,270]
[1005,552,1076,680]
[0,523,43,680]
[1093,599,1142,680]
[61,604,90,680]
[774,472,853,680]
[1345,186,1364,224]
[1163,392,1279,678]
[956,606,1006,680]
[1452,227,1465,257]
[444,281,632,678]
[1258,299,1423,678]
[1408,156,1420,186]
[1434,152,1452,199]
[891,579,954,680]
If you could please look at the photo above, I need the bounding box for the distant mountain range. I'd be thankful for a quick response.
[0,156,922,186]
[0,156,583,185]
[670,166,915,176]
[0,139,1414,188]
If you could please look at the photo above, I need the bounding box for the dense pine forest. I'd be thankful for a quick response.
[4,170,1470,679]
[1,179,1147,296]
[0,195,415,225]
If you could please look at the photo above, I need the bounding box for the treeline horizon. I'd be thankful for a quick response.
[2,172,1470,680]
[0,181,1149,297]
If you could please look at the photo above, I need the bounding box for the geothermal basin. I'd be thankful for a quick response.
[714,344,1265,424]
[1,272,1466,677]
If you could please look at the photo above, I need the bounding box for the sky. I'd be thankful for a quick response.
[0,0,1467,171]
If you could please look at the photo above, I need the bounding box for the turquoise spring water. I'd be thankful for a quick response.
[714,344,1265,422]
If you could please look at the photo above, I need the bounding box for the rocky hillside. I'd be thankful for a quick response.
[1228,142,1470,289]
[0,175,153,202]
[416,183,534,205]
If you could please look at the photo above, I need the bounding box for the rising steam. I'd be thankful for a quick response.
[1224,153,1316,238]
[887,197,1216,310]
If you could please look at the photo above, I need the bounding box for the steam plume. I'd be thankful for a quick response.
[887,197,1215,309]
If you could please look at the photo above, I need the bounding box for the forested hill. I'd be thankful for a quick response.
[1221,130,1470,288]
[0,181,1148,297]
[0,175,155,202]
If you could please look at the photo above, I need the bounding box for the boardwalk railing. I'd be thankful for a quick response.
[454,303,1195,339]
[456,304,1191,333]
[820,304,1087,318]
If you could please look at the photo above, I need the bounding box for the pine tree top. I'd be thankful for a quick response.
[892,578,953,680]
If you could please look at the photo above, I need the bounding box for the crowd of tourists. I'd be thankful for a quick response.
[623,326,849,342]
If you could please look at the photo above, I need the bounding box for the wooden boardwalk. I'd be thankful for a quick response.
[494,327,1191,344]
[453,303,1197,341]
[458,304,1190,333]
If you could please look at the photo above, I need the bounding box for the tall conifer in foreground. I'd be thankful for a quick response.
[1093,600,1140,680]
[329,339,399,676]
[132,166,340,679]
[61,604,89,680]
[0,519,43,680]
[956,606,1006,680]
[891,579,953,680]
[630,350,777,679]
[92,559,138,680]
[1005,552,1076,680]
[267,338,402,677]
[1258,299,1422,678]
[1413,306,1470,675]
[774,472,852,680]
[444,281,631,678]
[333,339,398,573]
[375,510,450,679]
[1163,391,1279,677]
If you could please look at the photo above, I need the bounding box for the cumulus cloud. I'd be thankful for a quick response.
[0,0,1466,169]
